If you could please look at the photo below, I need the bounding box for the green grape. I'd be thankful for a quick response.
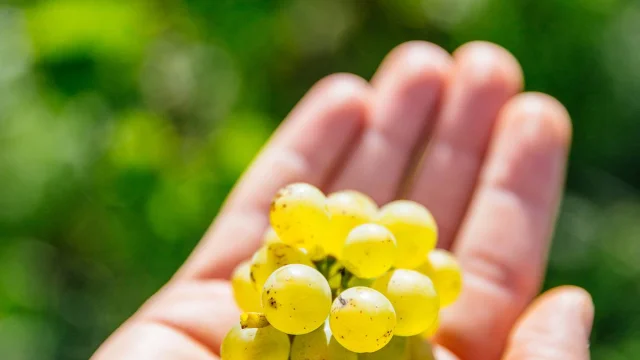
[417,249,462,307]
[359,336,410,359]
[221,323,290,360]
[263,227,281,244]
[342,223,397,278]
[329,287,396,353]
[250,242,314,290]
[372,269,439,336]
[270,183,330,249]
[231,260,261,312]
[291,322,357,360]
[375,200,437,269]
[325,190,378,257]
[262,264,332,335]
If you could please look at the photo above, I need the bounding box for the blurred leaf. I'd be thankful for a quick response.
[26,0,155,62]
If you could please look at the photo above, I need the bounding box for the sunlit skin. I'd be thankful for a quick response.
[92,41,592,360]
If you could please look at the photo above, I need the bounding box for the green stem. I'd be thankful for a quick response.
[340,268,353,292]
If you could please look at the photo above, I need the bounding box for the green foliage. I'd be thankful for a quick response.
[0,0,639,358]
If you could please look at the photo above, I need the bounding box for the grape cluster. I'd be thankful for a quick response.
[222,183,463,359]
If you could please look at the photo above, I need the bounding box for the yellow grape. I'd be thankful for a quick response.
[263,227,281,244]
[290,322,356,360]
[262,264,332,335]
[329,287,396,353]
[376,200,437,269]
[270,183,330,249]
[250,242,314,290]
[341,223,397,278]
[301,243,327,261]
[325,190,378,257]
[264,226,325,260]
[372,269,439,336]
[231,260,261,312]
[417,249,463,307]
[421,312,439,339]
[221,323,290,360]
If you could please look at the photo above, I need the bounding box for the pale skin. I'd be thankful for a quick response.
[92,41,594,360]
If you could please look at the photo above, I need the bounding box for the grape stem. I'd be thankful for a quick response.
[340,268,353,291]
[240,312,270,329]
[314,255,337,279]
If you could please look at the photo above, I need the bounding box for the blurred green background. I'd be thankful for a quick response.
[0,0,638,358]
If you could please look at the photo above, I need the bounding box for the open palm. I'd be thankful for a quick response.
[92,41,593,360]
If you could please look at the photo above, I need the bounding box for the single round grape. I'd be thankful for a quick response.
[221,323,290,360]
[360,336,410,360]
[262,264,332,335]
[375,200,437,269]
[324,190,378,257]
[270,183,330,249]
[231,260,261,312]
[329,287,396,353]
[417,249,463,307]
[341,223,397,278]
[250,242,314,290]
[372,269,439,336]
[290,322,356,360]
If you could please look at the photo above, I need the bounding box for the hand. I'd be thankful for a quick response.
[92,41,593,360]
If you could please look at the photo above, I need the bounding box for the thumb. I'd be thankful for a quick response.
[502,286,594,360]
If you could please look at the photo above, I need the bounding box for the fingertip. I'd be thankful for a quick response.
[284,72,370,144]
[538,285,594,330]
[453,41,524,95]
[505,286,594,360]
[373,40,452,87]
[499,92,573,150]
[309,72,371,120]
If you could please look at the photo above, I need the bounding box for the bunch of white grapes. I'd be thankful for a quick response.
[222,183,463,359]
